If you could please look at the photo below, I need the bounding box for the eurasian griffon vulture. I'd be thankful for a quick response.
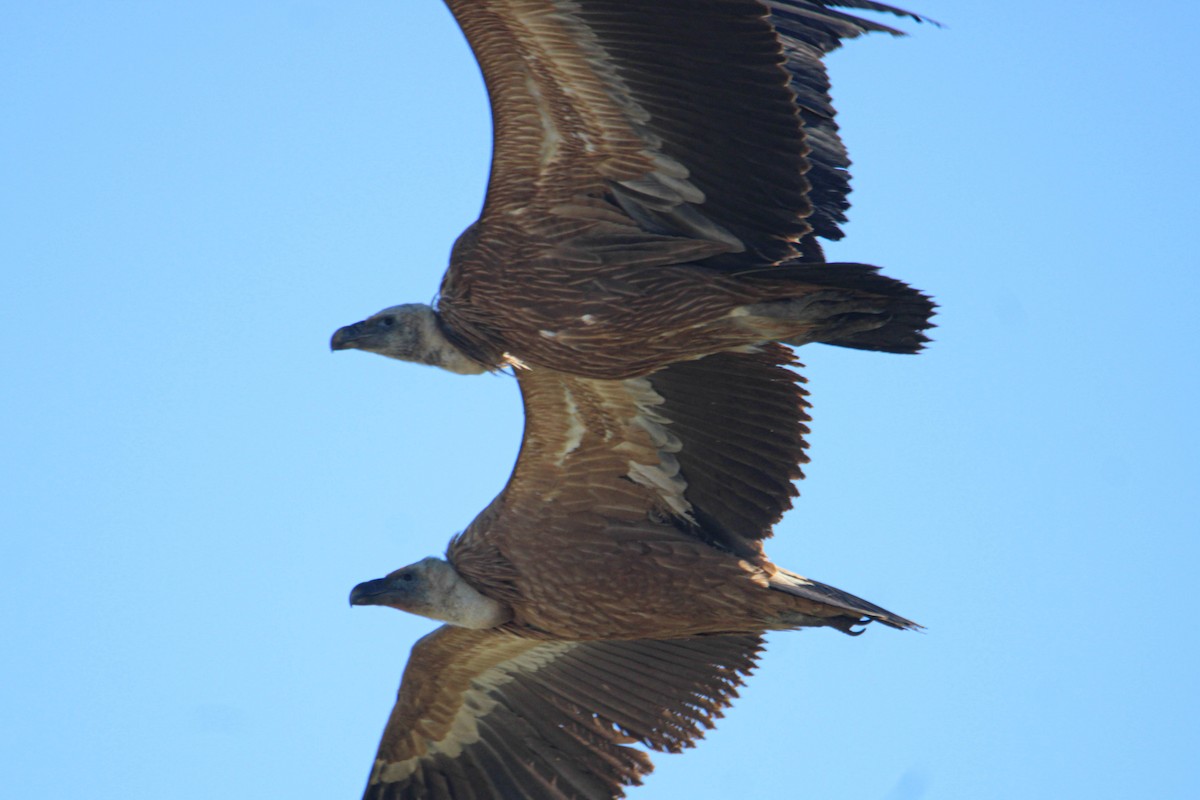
[350,346,918,799]
[330,0,935,378]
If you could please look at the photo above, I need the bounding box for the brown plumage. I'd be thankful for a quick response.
[350,345,918,799]
[330,0,935,379]
[360,629,765,799]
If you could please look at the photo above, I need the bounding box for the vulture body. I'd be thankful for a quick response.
[331,0,935,378]
[350,345,917,800]
[335,1,934,797]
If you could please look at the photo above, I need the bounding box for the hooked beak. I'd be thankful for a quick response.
[348,575,395,607]
[330,320,372,351]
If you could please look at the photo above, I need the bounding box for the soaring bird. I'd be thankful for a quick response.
[330,0,935,379]
[349,344,918,799]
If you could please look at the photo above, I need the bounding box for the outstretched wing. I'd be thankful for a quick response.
[364,626,762,799]
[441,0,927,278]
[486,343,810,560]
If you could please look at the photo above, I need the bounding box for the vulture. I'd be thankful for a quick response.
[349,345,919,799]
[333,1,935,797]
[331,0,937,378]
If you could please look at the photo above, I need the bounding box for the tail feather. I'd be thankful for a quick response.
[738,262,936,354]
[770,566,921,633]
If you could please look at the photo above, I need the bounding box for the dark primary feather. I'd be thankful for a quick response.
[648,345,810,556]
[765,1,931,250]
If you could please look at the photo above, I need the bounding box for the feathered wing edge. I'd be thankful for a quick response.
[445,0,932,274]
[364,627,764,800]
[646,345,810,555]
[764,0,935,252]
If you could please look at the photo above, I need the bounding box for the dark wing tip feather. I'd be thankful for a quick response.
[764,1,938,248]
[826,0,942,28]
[768,1,939,35]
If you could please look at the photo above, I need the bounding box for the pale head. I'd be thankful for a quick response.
[349,556,511,629]
[330,303,486,375]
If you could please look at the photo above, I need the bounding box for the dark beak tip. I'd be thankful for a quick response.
[331,321,367,352]
[349,576,389,607]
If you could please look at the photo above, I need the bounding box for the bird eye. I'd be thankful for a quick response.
[380,316,395,327]
[399,572,413,582]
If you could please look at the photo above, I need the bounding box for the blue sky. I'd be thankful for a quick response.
[3,2,1198,798]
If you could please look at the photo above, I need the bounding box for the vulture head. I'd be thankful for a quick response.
[330,304,486,375]
[349,556,511,629]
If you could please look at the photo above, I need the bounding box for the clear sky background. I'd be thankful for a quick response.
[3,2,1198,798]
